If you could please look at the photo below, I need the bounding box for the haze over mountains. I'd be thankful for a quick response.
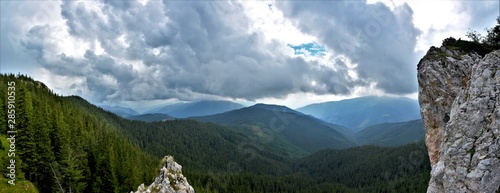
[296,96,422,132]
[192,104,356,152]
[100,105,140,117]
[101,96,422,133]
[145,100,245,118]
[127,113,175,122]
[99,96,425,148]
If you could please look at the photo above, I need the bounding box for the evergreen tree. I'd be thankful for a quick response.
[16,84,37,181]
[32,99,56,192]
[59,145,86,193]
[94,152,118,193]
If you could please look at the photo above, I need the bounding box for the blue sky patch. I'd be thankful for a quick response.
[288,42,326,56]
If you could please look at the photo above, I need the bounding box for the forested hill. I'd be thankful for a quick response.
[0,74,431,193]
[0,74,159,192]
[191,104,356,152]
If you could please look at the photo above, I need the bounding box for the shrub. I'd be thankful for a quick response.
[455,40,493,57]
[442,37,457,47]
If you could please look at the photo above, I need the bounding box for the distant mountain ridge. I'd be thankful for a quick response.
[100,105,139,117]
[99,97,423,148]
[127,113,175,122]
[146,100,245,118]
[192,103,356,152]
[251,103,304,114]
[296,96,421,132]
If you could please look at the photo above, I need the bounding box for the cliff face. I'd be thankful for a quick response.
[132,156,195,193]
[418,46,500,192]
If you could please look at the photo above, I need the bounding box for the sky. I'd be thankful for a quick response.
[0,0,498,111]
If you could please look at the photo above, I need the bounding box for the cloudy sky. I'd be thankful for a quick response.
[1,0,498,111]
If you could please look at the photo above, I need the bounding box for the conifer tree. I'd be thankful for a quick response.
[59,145,86,193]
[16,84,37,181]
[32,99,56,192]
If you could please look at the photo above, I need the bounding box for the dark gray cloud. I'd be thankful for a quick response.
[275,1,421,94]
[18,0,372,103]
[0,0,57,74]
[15,0,430,103]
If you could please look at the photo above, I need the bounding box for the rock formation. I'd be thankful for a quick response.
[418,46,500,192]
[132,156,195,193]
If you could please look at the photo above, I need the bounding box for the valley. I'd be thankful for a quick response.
[113,96,425,151]
[0,74,428,193]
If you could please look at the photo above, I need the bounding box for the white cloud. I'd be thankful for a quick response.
[242,1,316,45]
[255,92,355,109]
[16,0,368,103]
[37,68,89,97]
[408,1,470,51]
[369,0,498,52]
[1,0,497,109]
[276,1,421,94]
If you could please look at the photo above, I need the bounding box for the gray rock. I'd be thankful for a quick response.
[418,47,500,192]
[132,156,195,193]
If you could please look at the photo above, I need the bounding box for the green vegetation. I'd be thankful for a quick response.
[0,137,38,193]
[185,141,431,193]
[0,178,38,193]
[0,74,158,193]
[297,141,431,192]
[0,74,430,192]
[353,119,424,147]
[441,37,494,57]
[441,17,500,56]
[192,104,356,152]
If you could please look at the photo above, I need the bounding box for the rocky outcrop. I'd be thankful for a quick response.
[418,46,500,192]
[132,156,195,193]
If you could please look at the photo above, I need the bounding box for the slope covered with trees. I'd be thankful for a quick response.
[0,74,158,192]
[296,141,431,192]
[192,104,356,152]
[353,119,425,147]
[100,105,140,117]
[1,74,430,193]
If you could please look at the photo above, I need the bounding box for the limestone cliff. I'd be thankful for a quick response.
[132,156,195,193]
[418,46,500,192]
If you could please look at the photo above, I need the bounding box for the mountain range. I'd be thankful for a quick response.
[99,96,425,149]
[127,113,175,122]
[100,105,140,117]
[100,96,422,136]
[145,100,245,118]
[296,96,421,132]
[0,74,430,192]
[191,104,356,152]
